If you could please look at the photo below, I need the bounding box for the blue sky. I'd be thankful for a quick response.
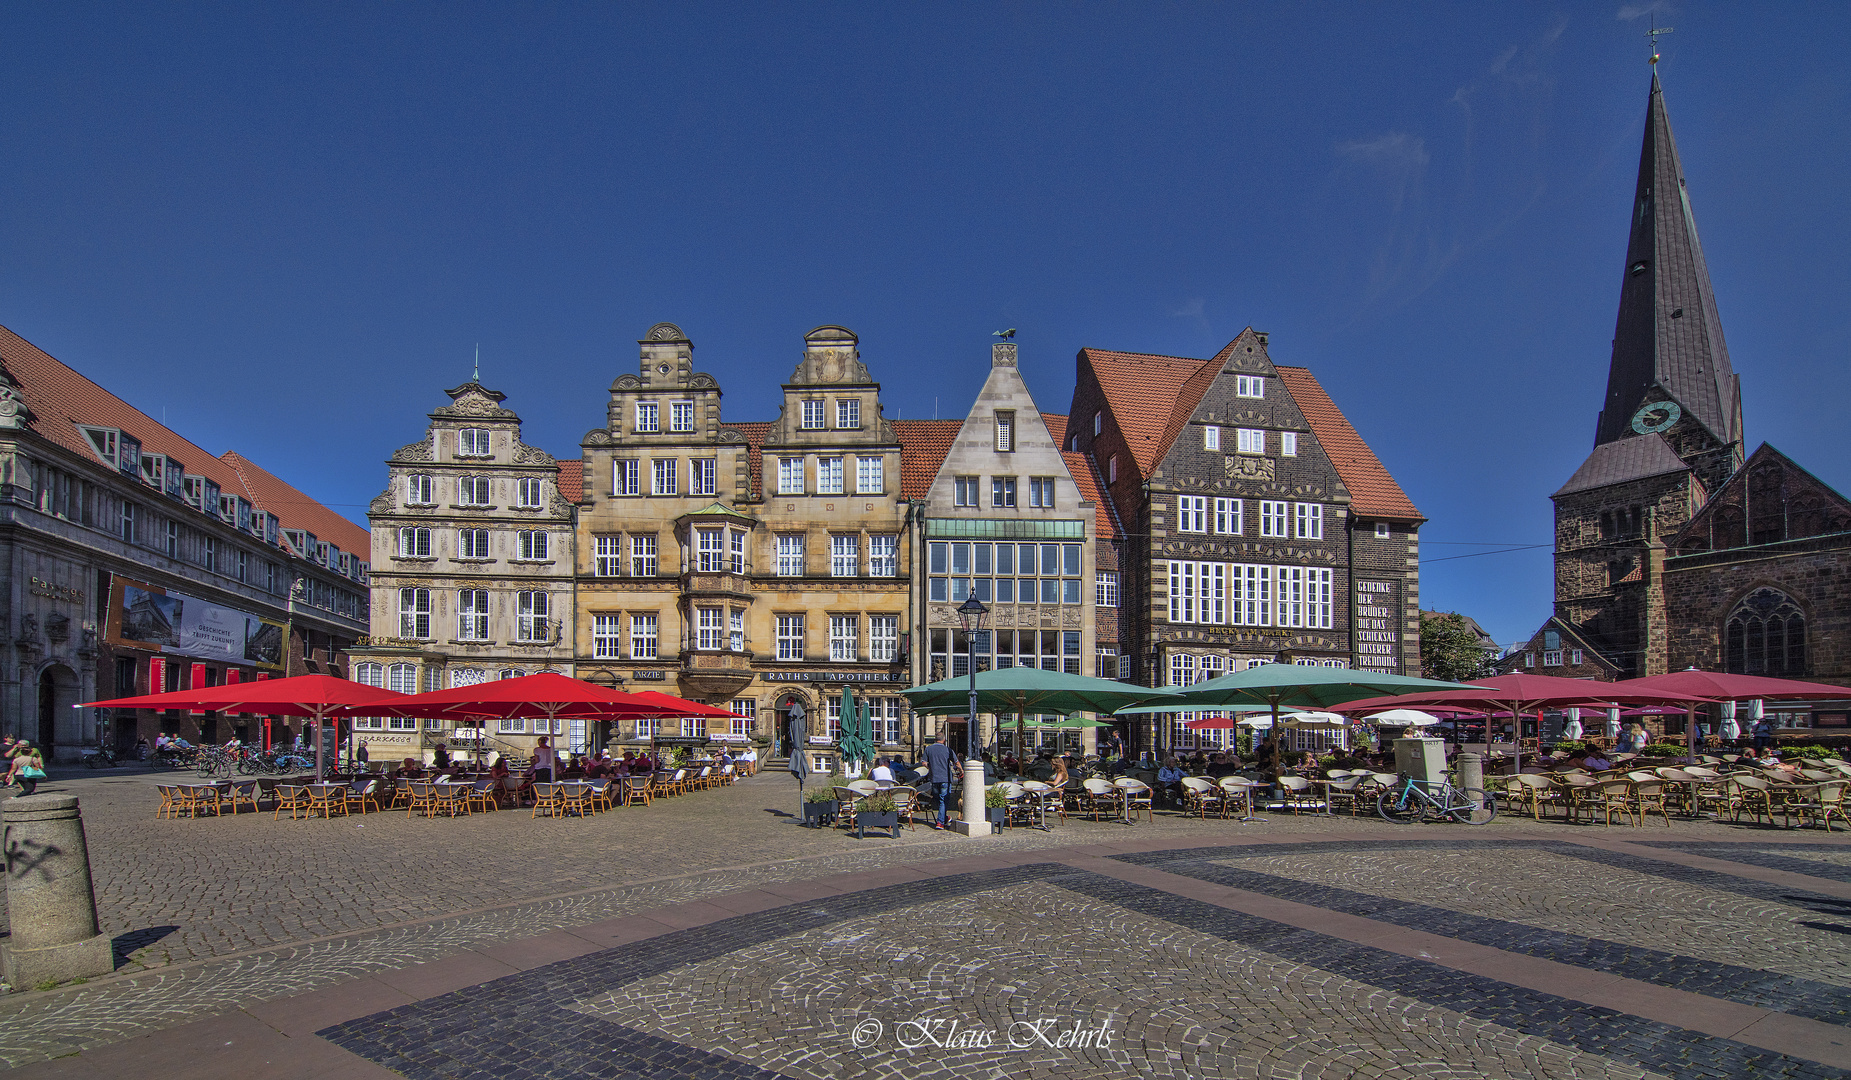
[3,3,1847,644]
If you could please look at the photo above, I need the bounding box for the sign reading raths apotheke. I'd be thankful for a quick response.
[1354,579,1400,674]
[105,575,285,670]
[764,671,904,683]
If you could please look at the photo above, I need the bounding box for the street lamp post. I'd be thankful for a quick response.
[957,595,990,837]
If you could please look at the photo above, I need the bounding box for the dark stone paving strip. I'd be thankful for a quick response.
[1054,873,1847,1080]
[1121,851,1851,1026]
[1631,842,1851,885]
[318,864,1058,1080]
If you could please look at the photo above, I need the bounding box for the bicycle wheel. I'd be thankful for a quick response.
[195,757,215,777]
[1448,788,1497,825]
[1376,790,1423,824]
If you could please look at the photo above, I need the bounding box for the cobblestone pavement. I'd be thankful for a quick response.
[8,771,1851,1077]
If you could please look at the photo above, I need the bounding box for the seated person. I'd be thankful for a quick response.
[1157,757,1185,804]
[1026,755,1055,782]
[489,755,511,780]
[1205,753,1238,779]
[1047,755,1072,789]
[889,758,920,783]
[870,756,895,784]
[1581,750,1613,771]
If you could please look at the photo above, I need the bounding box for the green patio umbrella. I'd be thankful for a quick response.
[1050,715,1114,728]
[836,687,875,774]
[904,667,1180,760]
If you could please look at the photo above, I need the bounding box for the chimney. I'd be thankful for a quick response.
[992,343,1017,367]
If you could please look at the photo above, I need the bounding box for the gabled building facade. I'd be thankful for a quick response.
[1067,328,1424,754]
[909,341,1098,758]
[352,381,577,761]
[0,324,369,758]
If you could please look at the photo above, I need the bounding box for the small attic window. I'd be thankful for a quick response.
[1629,261,1650,277]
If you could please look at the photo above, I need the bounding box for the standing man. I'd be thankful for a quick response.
[356,739,371,771]
[923,731,963,831]
[531,736,559,782]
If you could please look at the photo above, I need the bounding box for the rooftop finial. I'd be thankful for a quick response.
[1646,20,1672,66]
[473,343,480,383]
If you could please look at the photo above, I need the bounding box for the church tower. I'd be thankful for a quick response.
[1551,73,1741,677]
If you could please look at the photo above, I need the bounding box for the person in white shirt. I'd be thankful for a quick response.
[870,756,895,784]
[530,736,559,781]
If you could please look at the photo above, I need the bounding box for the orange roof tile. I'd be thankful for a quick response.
[1080,348,1218,474]
[556,460,584,503]
[1042,413,1116,541]
[1274,366,1423,521]
[0,323,372,555]
[892,419,961,502]
[722,422,772,500]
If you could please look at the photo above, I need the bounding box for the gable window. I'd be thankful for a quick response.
[1237,429,1265,455]
[696,527,726,572]
[691,458,717,497]
[634,403,659,433]
[458,476,490,506]
[776,534,805,576]
[651,459,677,496]
[518,531,549,561]
[1203,426,1220,451]
[954,476,979,507]
[406,474,434,505]
[670,401,694,433]
[399,526,431,558]
[608,459,637,497]
[778,457,804,496]
[1295,503,1323,540]
[817,457,844,495]
[630,614,658,659]
[458,589,490,640]
[594,535,621,576]
[399,588,432,639]
[830,534,858,577]
[593,613,622,659]
[1375,521,1390,539]
[1281,432,1298,457]
[1571,649,1584,665]
[801,400,825,429]
[992,477,1017,508]
[458,429,491,457]
[995,410,1015,452]
[1029,477,1056,508]
[1236,375,1265,399]
[777,614,805,661]
[458,528,490,559]
[836,398,860,429]
[515,477,543,508]
[1542,650,1563,667]
[1108,456,1118,483]
[630,534,657,576]
[1259,501,1288,538]
[1177,495,1207,532]
[1215,498,1242,535]
[868,534,898,576]
[856,456,883,495]
[1093,413,1102,436]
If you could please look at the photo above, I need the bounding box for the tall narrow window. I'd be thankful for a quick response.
[1029,477,1055,508]
[856,456,884,494]
[991,477,1017,508]
[869,615,898,662]
[836,398,860,429]
[829,615,858,662]
[778,458,804,495]
[164,520,178,557]
[691,459,717,496]
[729,528,746,573]
[630,534,657,577]
[954,477,979,507]
[1281,431,1298,457]
[1259,501,1288,538]
[830,534,858,577]
[1214,498,1242,535]
[458,528,490,559]
[696,527,726,572]
[801,400,825,429]
[696,606,724,650]
[1097,570,1120,607]
[630,614,658,659]
[777,615,805,661]
[817,457,844,495]
[594,536,621,576]
[399,588,432,638]
[670,401,694,432]
[1203,426,1220,451]
[1294,503,1323,540]
[458,590,490,640]
[634,402,659,433]
[518,530,549,560]
[406,474,433,504]
[1177,496,1207,532]
[995,410,1015,452]
[868,534,898,576]
[515,477,543,508]
[651,459,677,495]
[729,608,745,652]
[593,614,622,658]
[458,428,491,457]
[121,501,137,543]
[615,459,640,496]
[776,534,804,576]
[203,536,219,572]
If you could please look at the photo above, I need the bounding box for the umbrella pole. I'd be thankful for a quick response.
[314,705,326,783]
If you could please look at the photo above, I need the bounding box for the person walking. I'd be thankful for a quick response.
[922,731,963,831]
[356,740,371,770]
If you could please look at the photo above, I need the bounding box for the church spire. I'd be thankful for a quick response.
[1594,73,1741,461]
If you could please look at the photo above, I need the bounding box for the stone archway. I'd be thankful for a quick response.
[37,663,78,758]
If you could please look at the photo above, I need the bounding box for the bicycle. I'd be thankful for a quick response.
[81,745,119,769]
[1377,774,1496,825]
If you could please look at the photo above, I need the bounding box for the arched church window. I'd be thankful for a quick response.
[1712,505,1745,549]
[1723,588,1806,677]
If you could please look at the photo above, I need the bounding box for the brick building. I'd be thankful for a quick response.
[1511,75,1851,732]
[1063,327,1424,755]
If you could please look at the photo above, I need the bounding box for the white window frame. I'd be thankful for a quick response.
[777,615,805,661]
[1236,375,1264,399]
[1375,521,1391,539]
[399,588,432,639]
[670,401,695,433]
[829,615,858,662]
[406,474,433,505]
[696,606,724,650]
[1259,501,1288,538]
[1295,503,1323,540]
[634,402,659,433]
[995,410,1015,452]
[1281,431,1298,457]
[1214,498,1242,535]
[630,613,659,659]
[594,535,621,576]
[457,589,490,641]
[954,477,979,507]
[729,608,745,652]
[1167,561,1227,625]
[458,528,490,560]
[776,534,804,577]
[696,527,726,573]
[869,615,898,662]
[1177,495,1207,533]
[729,528,746,573]
[856,456,883,495]
[593,613,622,659]
[1203,426,1220,451]
[518,530,549,561]
[817,457,844,495]
[868,534,898,577]
[615,459,640,496]
[801,400,825,429]
[1543,649,1564,667]
[691,458,717,497]
[836,398,860,430]
[515,477,543,508]
[398,526,432,558]
[630,534,658,577]
[830,534,858,577]
[458,428,491,457]
[1237,428,1266,455]
[1097,570,1120,608]
[1029,477,1055,509]
[651,459,677,496]
[458,476,490,506]
[778,457,804,496]
[992,476,1016,508]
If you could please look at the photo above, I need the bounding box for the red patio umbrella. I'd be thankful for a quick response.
[622,691,743,719]
[81,673,411,782]
[1610,670,1851,756]
[384,673,655,765]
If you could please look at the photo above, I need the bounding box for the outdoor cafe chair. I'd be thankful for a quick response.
[465,777,500,814]
[1555,773,1599,824]
[1218,776,1259,819]
[1180,776,1224,819]
[225,780,261,815]
[622,776,652,806]
[832,785,867,822]
[998,781,1031,828]
[305,783,348,819]
[1081,777,1121,821]
[1721,774,1772,825]
[888,786,918,830]
[272,784,311,820]
[1324,774,1366,816]
[530,782,565,818]
[588,779,618,813]
[1276,775,1316,813]
[1020,780,1060,826]
[1801,769,1839,782]
[565,782,598,817]
[1789,781,1850,832]
[344,779,381,815]
[1631,779,1673,826]
[1593,779,1638,827]
[1114,777,1154,823]
[154,784,183,819]
[403,781,437,818]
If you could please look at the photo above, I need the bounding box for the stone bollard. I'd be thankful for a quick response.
[2,793,113,988]
[1455,753,1485,796]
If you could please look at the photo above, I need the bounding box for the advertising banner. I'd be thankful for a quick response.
[106,576,285,670]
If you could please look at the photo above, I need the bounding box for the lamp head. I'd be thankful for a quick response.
[956,595,990,631]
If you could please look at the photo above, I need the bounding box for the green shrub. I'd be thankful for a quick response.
[1552,740,1589,754]
[802,784,838,803]
[1639,742,1687,757]
[985,786,1007,808]
[860,794,897,813]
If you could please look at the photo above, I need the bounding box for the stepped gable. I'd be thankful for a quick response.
[1274,366,1423,521]
[0,321,368,549]
[892,419,960,502]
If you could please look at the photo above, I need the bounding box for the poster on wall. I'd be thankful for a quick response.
[1355,579,1400,674]
[106,576,286,670]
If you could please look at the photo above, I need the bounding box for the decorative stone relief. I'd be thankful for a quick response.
[646,322,688,342]
[44,613,69,643]
[582,429,614,447]
[512,444,556,466]
[611,374,642,390]
[394,439,434,463]
[0,363,32,430]
[1224,456,1275,481]
[369,491,394,514]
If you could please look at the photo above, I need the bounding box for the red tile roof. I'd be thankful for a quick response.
[1042,414,1117,541]
[1079,348,1219,475]
[722,422,772,500]
[1274,366,1423,521]
[556,460,583,503]
[892,419,961,502]
[0,323,372,554]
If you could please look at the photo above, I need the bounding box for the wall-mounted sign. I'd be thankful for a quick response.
[1355,579,1398,674]
[764,671,903,683]
[633,670,666,681]
[106,575,285,669]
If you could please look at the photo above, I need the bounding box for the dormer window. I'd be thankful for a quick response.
[670,401,694,433]
[635,403,659,434]
[458,429,491,457]
[801,400,825,429]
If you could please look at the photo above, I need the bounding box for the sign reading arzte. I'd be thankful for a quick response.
[764,671,903,683]
[1355,580,1398,674]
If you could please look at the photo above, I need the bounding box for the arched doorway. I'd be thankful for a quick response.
[775,694,809,759]
[37,664,77,756]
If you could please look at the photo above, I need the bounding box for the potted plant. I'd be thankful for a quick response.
[855,793,900,838]
[984,785,1009,829]
[801,785,837,826]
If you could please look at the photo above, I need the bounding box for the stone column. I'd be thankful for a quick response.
[1,793,112,988]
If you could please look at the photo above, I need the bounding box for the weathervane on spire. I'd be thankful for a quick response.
[1646,20,1672,66]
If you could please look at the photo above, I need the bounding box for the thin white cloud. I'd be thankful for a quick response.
[1617,0,1671,21]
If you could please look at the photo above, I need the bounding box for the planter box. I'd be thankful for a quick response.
[986,806,1008,829]
[802,801,836,826]
[855,810,900,838]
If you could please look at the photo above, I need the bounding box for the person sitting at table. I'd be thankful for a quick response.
[488,755,511,781]
[632,753,653,775]
[1764,755,1802,779]
[1158,757,1185,806]
[1047,755,1071,790]
[399,757,424,778]
[1206,753,1238,780]
[870,756,895,784]
[1581,749,1613,772]
[432,742,451,770]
